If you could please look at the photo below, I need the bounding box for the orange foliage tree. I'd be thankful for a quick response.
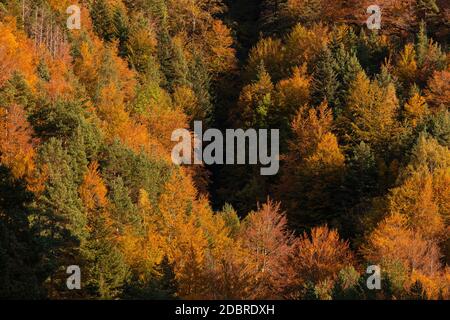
[0,104,37,181]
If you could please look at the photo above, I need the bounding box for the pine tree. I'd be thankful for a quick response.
[416,21,429,68]
[79,162,128,299]
[424,108,450,147]
[415,0,440,23]
[311,47,339,108]
[31,138,87,298]
[90,0,115,42]
[425,69,450,111]
[187,56,213,124]
[113,6,131,58]
[333,44,363,114]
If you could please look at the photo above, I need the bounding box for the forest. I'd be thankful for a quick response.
[0,0,449,300]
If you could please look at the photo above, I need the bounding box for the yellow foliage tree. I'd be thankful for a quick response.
[388,169,445,240]
[338,71,400,151]
[284,23,329,68]
[275,65,311,117]
[396,43,418,86]
[403,92,429,127]
[363,213,442,282]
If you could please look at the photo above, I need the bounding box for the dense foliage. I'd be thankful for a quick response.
[0,0,448,299]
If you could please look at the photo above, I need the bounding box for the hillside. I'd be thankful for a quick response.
[0,0,449,299]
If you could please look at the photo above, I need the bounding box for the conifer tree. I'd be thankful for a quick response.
[31,138,87,298]
[311,47,339,108]
[333,44,363,114]
[79,162,128,299]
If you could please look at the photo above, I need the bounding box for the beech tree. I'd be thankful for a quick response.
[286,225,354,299]
[277,102,346,229]
[239,200,295,299]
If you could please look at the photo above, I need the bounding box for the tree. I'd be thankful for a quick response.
[286,225,354,299]
[126,19,158,75]
[277,102,346,229]
[284,23,329,72]
[311,46,339,107]
[187,56,214,124]
[283,0,326,25]
[424,108,450,148]
[155,170,209,298]
[238,200,295,299]
[79,162,128,299]
[362,212,443,297]
[31,138,87,298]
[202,19,236,75]
[1,0,449,301]
[337,70,400,154]
[391,134,450,242]
[235,63,274,128]
[396,22,446,91]
[408,268,450,300]
[414,22,447,86]
[415,0,440,25]
[403,91,429,127]
[425,69,450,111]
[396,43,418,89]
[0,104,37,181]
[246,37,285,82]
[333,44,363,113]
[90,0,117,42]
[388,169,445,240]
[0,18,37,88]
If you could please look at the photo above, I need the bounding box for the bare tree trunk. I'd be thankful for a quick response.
[40,8,44,47]
[22,0,25,28]
[50,19,54,56]
[34,9,38,47]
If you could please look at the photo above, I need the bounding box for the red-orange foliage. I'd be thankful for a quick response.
[362,213,442,278]
[425,69,450,110]
[291,226,354,286]
[239,200,295,298]
[0,18,37,88]
[79,161,108,212]
[0,104,37,180]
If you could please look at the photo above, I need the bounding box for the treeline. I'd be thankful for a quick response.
[0,0,449,300]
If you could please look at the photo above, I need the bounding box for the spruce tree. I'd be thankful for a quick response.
[311,47,339,108]
[32,138,87,298]
[334,44,363,115]
[188,56,213,124]
[90,0,115,42]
